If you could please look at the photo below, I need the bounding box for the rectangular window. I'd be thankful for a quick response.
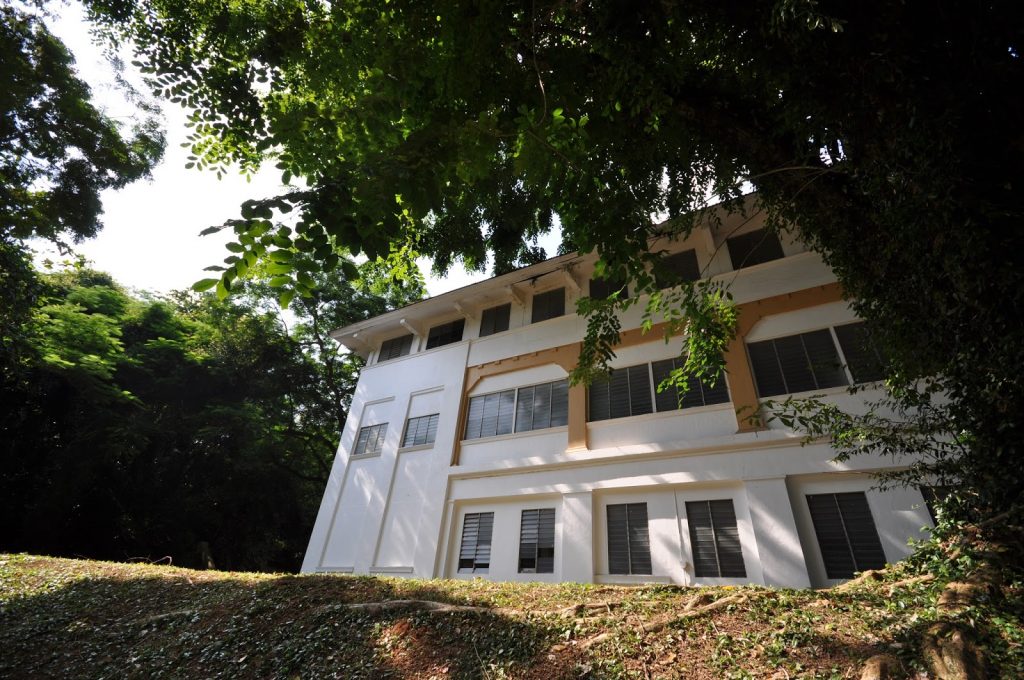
[515,379,569,432]
[726,229,785,269]
[589,276,629,300]
[353,423,387,456]
[834,322,886,384]
[747,329,849,397]
[479,303,511,337]
[426,319,465,349]
[654,249,700,289]
[531,288,565,323]
[607,502,652,575]
[377,334,413,362]
[806,492,887,579]
[651,358,730,411]
[686,500,746,578]
[464,389,516,440]
[518,508,555,573]
[458,512,494,573]
[588,364,653,421]
[402,413,439,447]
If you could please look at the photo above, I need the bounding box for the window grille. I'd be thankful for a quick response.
[353,423,387,456]
[402,413,439,447]
[378,334,413,362]
[518,508,555,573]
[458,512,494,573]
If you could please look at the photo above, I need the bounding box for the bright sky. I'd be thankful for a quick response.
[39,2,560,298]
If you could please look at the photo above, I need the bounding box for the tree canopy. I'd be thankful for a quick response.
[82,0,1024,525]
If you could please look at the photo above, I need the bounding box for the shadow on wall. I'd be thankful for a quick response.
[0,565,581,679]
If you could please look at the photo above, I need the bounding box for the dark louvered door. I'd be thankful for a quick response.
[589,378,610,421]
[626,503,652,574]
[627,364,653,416]
[686,500,746,578]
[458,512,494,573]
[518,508,555,573]
[807,492,886,579]
[607,504,631,574]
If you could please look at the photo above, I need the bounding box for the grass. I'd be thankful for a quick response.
[1,553,1021,678]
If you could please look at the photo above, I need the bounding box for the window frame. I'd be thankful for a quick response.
[588,359,731,422]
[478,303,512,337]
[464,378,569,441]
[457,511,494,574]
[518,508,556,574]
[747,328,850,398]
[606,502,653,575]
[685,499,746,578]
[725,228,786,270]
[805,492,887,580]
[377,334,414,363]
[353,422,388,457]
[531,287,566,324]
[425,318,465,350]
[402,413,440,448]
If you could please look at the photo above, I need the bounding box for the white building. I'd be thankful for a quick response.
[301,207,933,588]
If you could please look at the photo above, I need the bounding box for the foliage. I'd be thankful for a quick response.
[83,0,1024,526]
[0,260,422,571]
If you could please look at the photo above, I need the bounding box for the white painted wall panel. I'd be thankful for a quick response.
[374,451,434,568]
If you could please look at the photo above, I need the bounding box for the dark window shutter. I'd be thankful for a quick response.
[686,500,745,578]
[652,359,679,412]
[802,329,848,388]
[515,385,535,432]
[834,322,885,383]
[608,368,631,420]
[589,378,611,422]
[919,486,950,524]
[606,504,631,574]
[426,319,465,349]
[458,512,494,573]
[518,508,555,573]
[774,334,817,393]
[403,413,440,447]
[627,364,654,416]
[656,249,700,288]
[701,373,731,406]
[726,229,785,269]
[807,492,886,579]
[654,357,731,409]
[748,340,787,397]
[480,392,500,438]
[590,276,629,300]
[531,288,565,323]
[479,303,511,337]
[533,382,552,430]
[378,334,413,362]
[627,503,652,574]
[496,390,516,435]
[550,380,569,427]
[465,396,484,440]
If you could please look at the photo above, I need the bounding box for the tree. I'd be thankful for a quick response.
[82,0,1024,529]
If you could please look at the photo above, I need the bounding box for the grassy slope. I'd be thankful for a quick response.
[0,553,1020,679]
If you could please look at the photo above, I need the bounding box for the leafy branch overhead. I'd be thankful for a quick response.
[86,1,1024,525]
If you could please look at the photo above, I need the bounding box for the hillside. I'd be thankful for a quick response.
[0,554,1020,679]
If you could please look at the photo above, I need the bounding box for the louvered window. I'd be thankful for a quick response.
[589,276,629,300]
[748,329,849,397]
[655,249,701,288]
[479,303,511,337]
[651,358,730,411]
[686,500,746,577]
[919,486,951,524]
[726,229,785,269]
[464,390,516,440]
[378,334,413,362]
[515,379,569,432]
[531,288,565,323]
[458,512,494,573]
[353,423,387,456]
[402,413,439,447]
[465,379,568,440]
[606,503,652,575]
[588,364,654,421]
[426,319,465,349]
[833,322,886,383]
[518,508,556,573]
[806,492,887,579]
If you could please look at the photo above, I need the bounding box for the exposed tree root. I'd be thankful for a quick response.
[885,573,935,595]
[834,569,885,591]
[921,621,985,680]
[558,601,619,617]
[327,599,492,615]
[858,653,901,680]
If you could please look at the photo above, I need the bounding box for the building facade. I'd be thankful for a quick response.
[301,208,933,589]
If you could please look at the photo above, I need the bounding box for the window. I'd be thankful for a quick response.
[516,379,569,432]
[426,319,465,349]
[590,276,629,300]
[531,288,565,323]
[726,229,785,269]
[834,322,886,383]
[686,500,746,577]
[588,364,653,421]
[464,389,516,440]
[402,413,439,447]
[919,486,952,524]
[747,329,849,397]
[518,508,555,573]
[651,358,730,411]
[654,249,700,289]
[607,502,652,575]
[479,303,511,337]
[806,492,886,579]
[353,423,387,456]
[378,334,413,362]
[458,512,494,573]
[464,379,568,440]
[588,360,730,421]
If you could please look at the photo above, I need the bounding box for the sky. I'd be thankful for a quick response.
[38,2,560,299]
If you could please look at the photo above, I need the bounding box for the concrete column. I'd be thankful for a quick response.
[744,478,811,588]
[566,383,589,452]
[559,491,594,583]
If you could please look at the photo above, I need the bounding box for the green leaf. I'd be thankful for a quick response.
[265,262,293,275]
[191,278,218,292]
[268,275,291,287]
[225,242,245,253]
[199,225,222,236]
[278,288,295,308]
[215,279,229,300]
